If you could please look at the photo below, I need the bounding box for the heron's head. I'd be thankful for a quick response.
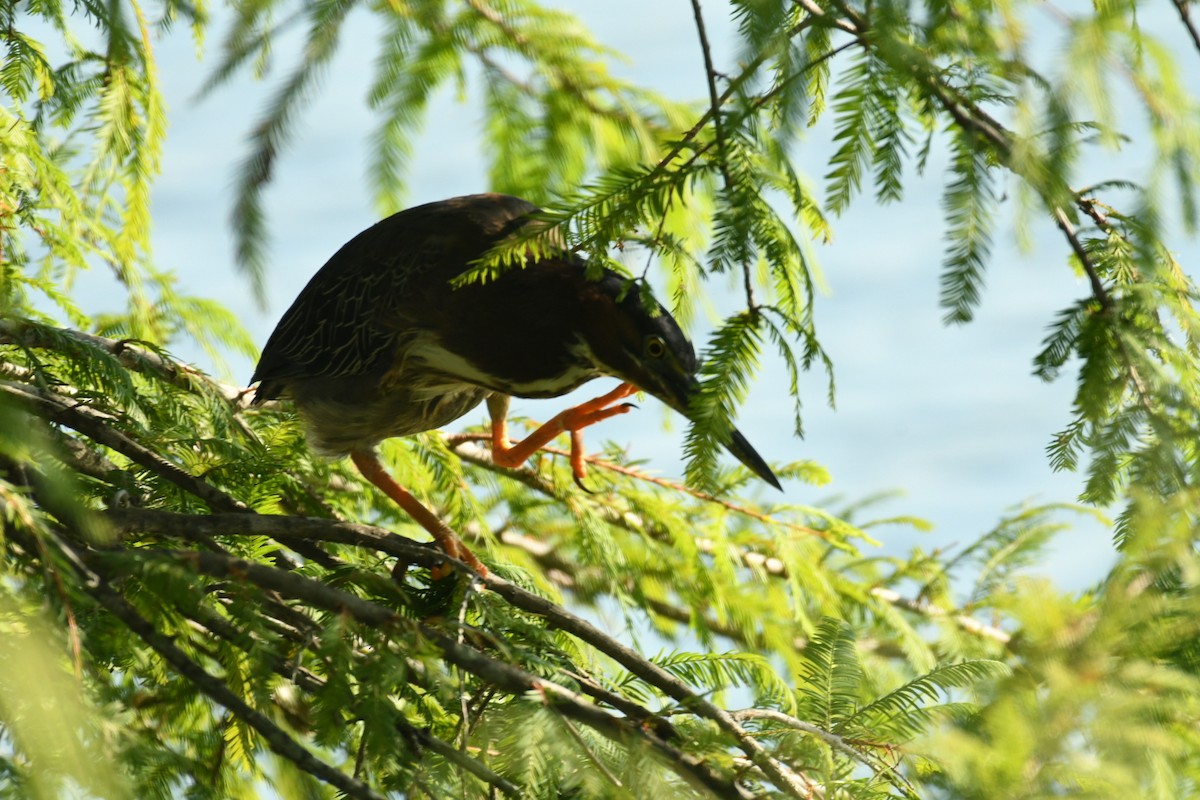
[578,274,781,490]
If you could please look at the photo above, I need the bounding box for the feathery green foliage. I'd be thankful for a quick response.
[3,1,1200,798]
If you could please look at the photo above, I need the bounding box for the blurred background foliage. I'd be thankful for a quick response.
[1,0,1199,797]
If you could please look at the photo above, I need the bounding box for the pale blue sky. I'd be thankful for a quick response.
[79,2,1199,590]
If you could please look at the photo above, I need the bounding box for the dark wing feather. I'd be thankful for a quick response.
[250,194,540,402]
[250,230,415,401]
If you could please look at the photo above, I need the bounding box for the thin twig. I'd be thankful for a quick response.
[794,0,859,35]
[729,709,916,797]
[562,668,679,742]
[556,714,626,790]
[1172,0,1200,59]
[463,0,654,125]
[1052,207,1112,310]
[820,0,1132,330]
[689,0,755,311]
[729,709,876,774]
[502,509,1009,647]
[869,587,1011,645]
[445,434,827,539]
[443,438,1013,645]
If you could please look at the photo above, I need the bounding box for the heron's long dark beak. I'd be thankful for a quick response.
[725,427,782,490]
[650,372,782,491]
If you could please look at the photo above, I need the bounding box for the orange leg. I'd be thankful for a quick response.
[351,449,488,577]
[487,383,638,486]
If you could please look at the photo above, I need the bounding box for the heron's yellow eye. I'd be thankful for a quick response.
[645,337,667,359]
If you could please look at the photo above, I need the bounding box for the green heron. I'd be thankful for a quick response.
[251,193,779,574]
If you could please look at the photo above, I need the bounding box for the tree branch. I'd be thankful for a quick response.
[689,0,755,310]
[445,434,827,539]
[729,708,916,797]
[1172,0,1200,60]
[49,538,387,800]
[868,587,1010,645]
[729,708,880,777]
[818,0,1123,321]
[87,526,755,798]
[443,438,1011,645]
[1052,207,1112,310]
[100,506,813,797]
[0,318,249,404]
[0,379,249,513]
[180,600,524,798]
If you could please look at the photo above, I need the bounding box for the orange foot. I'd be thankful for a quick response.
[351,449,488,577]
[487,383,638,489]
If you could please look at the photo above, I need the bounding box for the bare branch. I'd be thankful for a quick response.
[689,0,755,310]
[1053,207,1112,310]
[1173,0,1200,60]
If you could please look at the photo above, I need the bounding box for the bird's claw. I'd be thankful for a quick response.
[563,391,641,492]
[489,383,640,492]
[568,429,592,490]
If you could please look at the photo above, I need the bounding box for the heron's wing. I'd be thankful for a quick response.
[250,194,540,400]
